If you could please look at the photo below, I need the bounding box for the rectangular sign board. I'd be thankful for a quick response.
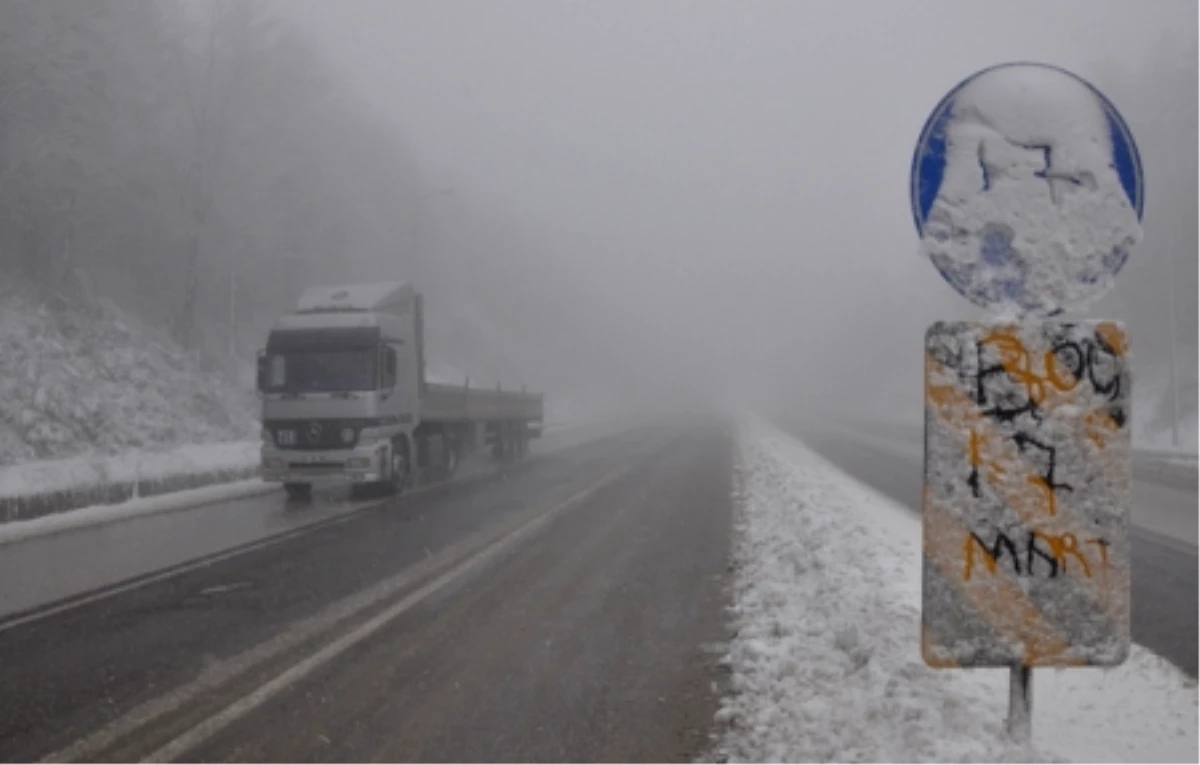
[922,320,1131,668]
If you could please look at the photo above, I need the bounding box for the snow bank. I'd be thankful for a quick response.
[712,417,1197,763]
[0,285,258,463]
[1132,398,1200,453]
[0,441,260,524]
[0,441,259,500]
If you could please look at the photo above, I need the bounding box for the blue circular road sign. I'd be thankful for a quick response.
[911,62,1144,316]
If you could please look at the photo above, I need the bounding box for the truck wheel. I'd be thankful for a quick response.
[387,437,411,495]
[284,483,312,502]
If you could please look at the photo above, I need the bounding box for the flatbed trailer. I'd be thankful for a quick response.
[257,282,543,499]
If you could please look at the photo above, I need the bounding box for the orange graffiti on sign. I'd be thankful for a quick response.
[980,328,1123,404]
[981,330,1055,406]
[923,320,1131,668]
[962,529,1111,581]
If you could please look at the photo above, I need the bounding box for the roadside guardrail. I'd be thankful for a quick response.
[1132,448,1197,489]
[0,465,261,525]
[0,418,612,527]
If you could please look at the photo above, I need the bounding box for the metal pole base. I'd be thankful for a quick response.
[1007,663,1032,742]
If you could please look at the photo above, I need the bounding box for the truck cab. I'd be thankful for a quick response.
[257,282,421,499]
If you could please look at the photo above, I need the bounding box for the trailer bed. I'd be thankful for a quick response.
[420,383,543,423]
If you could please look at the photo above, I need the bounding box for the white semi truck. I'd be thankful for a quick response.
[256,282,543,500]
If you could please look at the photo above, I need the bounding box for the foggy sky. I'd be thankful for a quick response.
[281,0,1197,419]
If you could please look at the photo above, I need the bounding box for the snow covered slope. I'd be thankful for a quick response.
[0,284,257,463]
[712,417,1197,763]
[1133,358,1199,451]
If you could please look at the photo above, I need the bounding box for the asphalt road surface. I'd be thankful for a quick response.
[0,423,733,763]
[797,423,1198,678]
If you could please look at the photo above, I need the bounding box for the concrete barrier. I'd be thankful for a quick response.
[0,417,644,529]
[0,464,261,525]
[0,441,261,526]
[1133,449,1198,490]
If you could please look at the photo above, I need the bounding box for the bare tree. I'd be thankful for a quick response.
[162,0,276,348]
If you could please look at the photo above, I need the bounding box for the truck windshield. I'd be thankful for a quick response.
[264,349,376,393]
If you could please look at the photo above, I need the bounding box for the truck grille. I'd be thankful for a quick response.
[267,419,360,450]
[288,461,344,471]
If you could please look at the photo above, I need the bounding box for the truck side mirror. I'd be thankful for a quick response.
[378,346,397,390]
[255,350,267,393]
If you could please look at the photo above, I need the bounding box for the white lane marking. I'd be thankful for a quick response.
[197,583,251,596]
[40,463,632,764]
[142,464,630,764]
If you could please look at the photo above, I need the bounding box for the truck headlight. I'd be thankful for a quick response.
[341,427,356,444]
[347,457,371,469]
[263,458,285,470]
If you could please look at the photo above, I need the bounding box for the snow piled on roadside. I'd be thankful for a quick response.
[714,420,1032,763]
[0,478,274,546]
[712,418,1197,763]
[0,441,260,499]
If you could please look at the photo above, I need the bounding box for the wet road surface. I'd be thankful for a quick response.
[0,422,733,763]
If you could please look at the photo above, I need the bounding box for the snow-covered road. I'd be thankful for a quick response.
[712,418,1197,763]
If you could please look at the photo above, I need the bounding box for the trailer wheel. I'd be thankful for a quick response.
[284,483,312,502]
[386,437,411,495]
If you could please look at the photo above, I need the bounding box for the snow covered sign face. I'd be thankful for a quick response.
[922,320,1131,667]
[911,63,1144,317]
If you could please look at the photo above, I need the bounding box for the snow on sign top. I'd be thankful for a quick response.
[911,62,1144,317]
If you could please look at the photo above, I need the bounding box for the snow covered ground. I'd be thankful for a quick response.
[0,440,259,501]
[0,283,257,463]
[1138,421,1199,454]
[712,418,1197,763]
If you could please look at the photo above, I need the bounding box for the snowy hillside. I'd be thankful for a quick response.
[0,284,258,463]
[1134,357,1199,450]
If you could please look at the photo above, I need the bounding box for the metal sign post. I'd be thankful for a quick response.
[1009,663,1032,740]
[911,62,1144,744]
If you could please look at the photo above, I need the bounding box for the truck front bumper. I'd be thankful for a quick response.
[261,441,388,485]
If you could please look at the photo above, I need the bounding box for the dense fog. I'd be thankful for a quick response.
[3,0,1194,428]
